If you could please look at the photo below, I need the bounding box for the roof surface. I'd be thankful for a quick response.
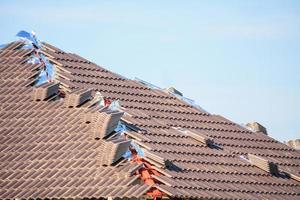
[0,38,299,199]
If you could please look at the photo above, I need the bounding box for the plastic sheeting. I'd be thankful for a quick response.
[135,77,161,90]
[173,127,188,136]
[239,155,250,163]
[114,121,127,134]
[135,77,208,113]
[36,54,55,86]
[113,121,145,159]
[241,124,256,133]
[16,30,41,48]
[28,53,55,86]
[27,55,40,64]
[94,92,105,107]
[108,100,121,111]
[172,92,209,114]
[16,30,55,86]
[123,141,145,159]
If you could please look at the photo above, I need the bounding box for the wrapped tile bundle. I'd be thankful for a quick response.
[186,130,214,146]
[86,109,124,139]
[33,82,59,101]
[64,88,93,107]
[99,139,131,165]
[248,154,278,174]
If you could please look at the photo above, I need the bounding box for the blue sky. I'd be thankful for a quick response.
[1,0,299,142]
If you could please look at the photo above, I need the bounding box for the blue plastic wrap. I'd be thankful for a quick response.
[16,30,54,86]
[132,141,145,157]
[27,55,40,64]
[16,30,40,48]
[114,121,146,159]
[114,121,127,134]
[31,54,55,86]
[123,141,145,159]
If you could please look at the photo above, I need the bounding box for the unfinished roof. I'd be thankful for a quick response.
[0,32,300,199]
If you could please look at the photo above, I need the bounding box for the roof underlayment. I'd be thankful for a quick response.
[0,31,300,199]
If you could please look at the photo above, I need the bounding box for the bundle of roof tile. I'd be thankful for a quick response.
[99,139,132,166]
[0,36,300,200]
[248,154,279,174]
[33,82,60,101]
[64,88,93,107]
[85,108,124,139]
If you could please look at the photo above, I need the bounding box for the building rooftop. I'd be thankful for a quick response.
[0,32,299,199]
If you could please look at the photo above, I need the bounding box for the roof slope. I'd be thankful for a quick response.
[0,41,150,199]
[0,39,300,199]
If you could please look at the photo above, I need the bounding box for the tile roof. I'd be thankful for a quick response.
[0,38,300,199]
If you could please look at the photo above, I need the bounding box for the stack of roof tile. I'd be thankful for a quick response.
[248,154,279,174]
[33,82,60,101]
[64,88,93,107]
[85,108,124,139]
[0,39,300,199]
[99,139,131,165]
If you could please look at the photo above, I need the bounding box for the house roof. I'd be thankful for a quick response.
[0,36,299,199]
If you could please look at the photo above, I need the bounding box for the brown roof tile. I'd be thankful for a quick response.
[0,40,299,199]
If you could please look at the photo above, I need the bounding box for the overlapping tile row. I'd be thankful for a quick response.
[0,42,151,199]
[39,42,300,199]
[1,40,299,199]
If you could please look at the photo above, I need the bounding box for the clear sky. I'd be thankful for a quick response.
[1,0,299,142]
